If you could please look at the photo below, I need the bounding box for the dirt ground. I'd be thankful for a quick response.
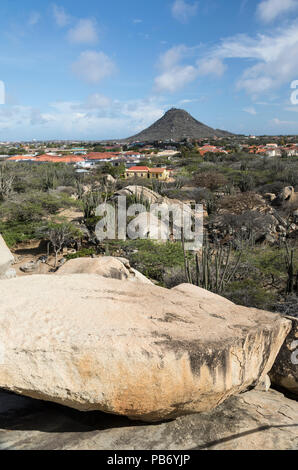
[11,239,70,277]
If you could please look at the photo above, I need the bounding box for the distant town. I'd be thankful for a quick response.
[1,133,298,180]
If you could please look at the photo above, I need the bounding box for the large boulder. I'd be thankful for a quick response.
[0,235,14,279]
[56,256,152,284]
[112,186,203,249]
[270,316,298,396]
[0,276,291,422]
[113,186,162,205]
[276,186,298,210]
[20,261,41,274]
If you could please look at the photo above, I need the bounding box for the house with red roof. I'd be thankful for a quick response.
[85,152,120,162]
[125,166,170,180]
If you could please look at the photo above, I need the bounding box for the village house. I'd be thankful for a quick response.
[265,148,282,157]
[125,166,170,180]
[284,146,298,157]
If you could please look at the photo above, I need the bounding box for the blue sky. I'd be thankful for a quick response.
[0,0,298,140]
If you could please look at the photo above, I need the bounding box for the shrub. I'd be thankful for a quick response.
[193,171,227,191]
[224,279,277,310]
[65,248,96,260]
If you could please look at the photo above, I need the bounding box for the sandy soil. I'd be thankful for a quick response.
[11,239,68,277]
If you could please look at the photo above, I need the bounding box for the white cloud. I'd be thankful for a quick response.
[72,51,116,84]
[52,4,70,27]
[154,22,298,96]
[67,19,98,44]
[154,45,198,92]
[209,24,298,96]
[271,117,298,126]
[82,93,112,109]
[30,108,48,126]
[257,0,298,23]
[157,45,188,69]
[197,57,226,77]
[117,98,165,131]
[243,106,257,115]
[171,0,198,23]
[133,19,143,24]
[155,66,198,93]
[28,12,41,26]
[0,97,167,140]
[154,45,224,93]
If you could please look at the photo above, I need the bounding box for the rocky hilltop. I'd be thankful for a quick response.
[0,235,297,449]
[124,108,234,142]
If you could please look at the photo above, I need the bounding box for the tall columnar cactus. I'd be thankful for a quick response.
[284,243,297,294]
[182,230,242,294]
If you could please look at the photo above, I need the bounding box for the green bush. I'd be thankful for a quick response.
[225,279,277,310]
[0,220,42,248]
[65,248,96,260]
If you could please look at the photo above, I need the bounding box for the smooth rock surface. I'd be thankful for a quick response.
[0,388,297,450]
[114,186,162,204]
[0,275,291,421]
[270,316,298,397]
[56,256,152,284]
[0,268,16,280]
[0,235,14,278]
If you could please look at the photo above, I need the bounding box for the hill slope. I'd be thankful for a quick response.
[124,108,234,142]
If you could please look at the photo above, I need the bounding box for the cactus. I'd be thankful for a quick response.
[82,191,103,220]
[284,243,297,294]
[182,230,242,293]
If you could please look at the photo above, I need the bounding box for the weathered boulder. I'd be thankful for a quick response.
[0,235,14,279]
[113,186,162,204]
[20,261,41,273]
[104,174,116,185]
[276,186,298,210]
[56,256,153,284]
[270,316,298,396]
[264,193,277,202]
[0,276,291,422]
[0,388,297,450]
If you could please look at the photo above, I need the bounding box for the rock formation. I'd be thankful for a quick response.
[0,235,15,280]
[276,186,298,210]
[57,256,152,284]
[0,275,291,421]
[113,185,203,248]
[270,315,298,397]
[1,388,297,450]
[113,185,162,205]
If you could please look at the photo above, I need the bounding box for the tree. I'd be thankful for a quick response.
[194,171,227,191]
[238,173,255,192]
[38,221,82,267]
[0,165,14,201]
